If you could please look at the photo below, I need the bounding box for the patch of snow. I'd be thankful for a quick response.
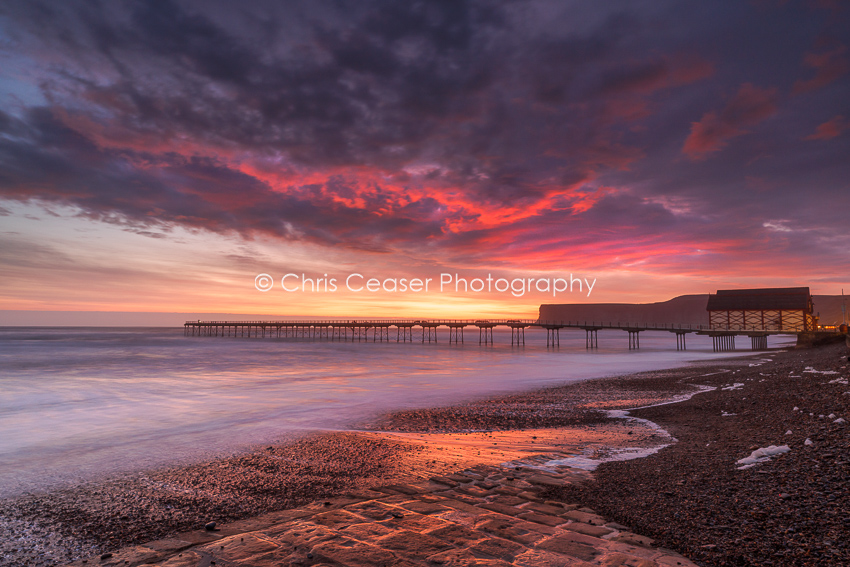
[721,411,737,417]
[827,378,849,385]
[736,445,791,470]
[793,406,799,411]
[828,413,836,419]
[785,430,792,435]
[804,438,813,446]
[834,418,846,424]
[722,383,745,391]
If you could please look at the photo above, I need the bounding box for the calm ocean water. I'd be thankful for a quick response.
[0,327,793,497]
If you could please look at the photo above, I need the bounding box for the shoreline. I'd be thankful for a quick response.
[545,342,850,566]
[1,345,841,566]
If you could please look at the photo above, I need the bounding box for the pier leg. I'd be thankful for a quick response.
[712,334,737,352]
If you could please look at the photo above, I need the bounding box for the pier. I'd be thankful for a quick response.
[184,319,801,351]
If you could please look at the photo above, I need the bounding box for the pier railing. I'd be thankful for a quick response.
[184,319,714,329]
[183,318,799,351]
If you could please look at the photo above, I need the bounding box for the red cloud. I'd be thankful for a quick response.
[682,83,778,160]
[599,55,714,97]
[803,115,847,140]
[793,45,848,94]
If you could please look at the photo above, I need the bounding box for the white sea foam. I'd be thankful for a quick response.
[803,367,838,375]
[736,445,790,469]
[541,385,716,471]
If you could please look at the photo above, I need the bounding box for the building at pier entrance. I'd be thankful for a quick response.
[707,287,817,331]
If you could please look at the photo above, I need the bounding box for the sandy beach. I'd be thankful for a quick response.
[1,341,847,567]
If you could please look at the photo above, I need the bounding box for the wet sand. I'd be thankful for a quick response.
[1,344,846,566]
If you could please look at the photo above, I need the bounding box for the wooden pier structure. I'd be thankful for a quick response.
[184,319,801,351]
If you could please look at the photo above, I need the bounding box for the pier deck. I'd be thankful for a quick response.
[184,319,806,351]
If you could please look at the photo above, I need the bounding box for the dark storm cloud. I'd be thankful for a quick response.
[0,0,848,268]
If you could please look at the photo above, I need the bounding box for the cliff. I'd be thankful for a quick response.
[538,294,710,326]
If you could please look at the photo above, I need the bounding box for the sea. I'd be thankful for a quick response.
[0,326,794,498]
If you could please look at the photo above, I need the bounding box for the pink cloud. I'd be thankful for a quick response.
[682,84,778,160]
[803,115,847,140]
[793,45,848,94]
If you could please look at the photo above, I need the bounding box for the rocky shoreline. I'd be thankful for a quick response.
[1,342,846,566]
[546,342,850,567]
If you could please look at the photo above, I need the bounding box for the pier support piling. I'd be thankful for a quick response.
[448,326,464,344]
[545,327,560,347]
[628,330,641,350]
[478,326,494,345]
[712,334,736,352]
[510,327,525,346]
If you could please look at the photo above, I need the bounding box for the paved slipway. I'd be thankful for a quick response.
[60,460,696,567]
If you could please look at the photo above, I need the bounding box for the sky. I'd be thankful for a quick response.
[0,0,848,321]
